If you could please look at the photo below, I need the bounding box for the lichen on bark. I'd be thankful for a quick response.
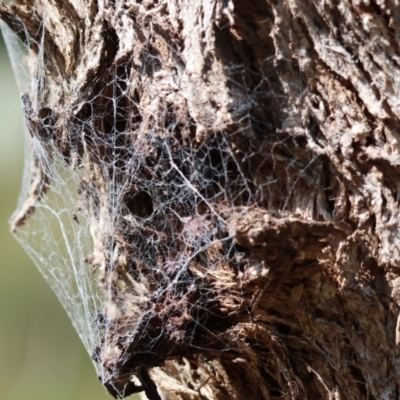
[2,0,400,399]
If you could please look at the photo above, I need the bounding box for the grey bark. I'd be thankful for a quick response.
[2,0,400,399]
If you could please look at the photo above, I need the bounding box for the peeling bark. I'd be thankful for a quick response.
[3,0,400,399]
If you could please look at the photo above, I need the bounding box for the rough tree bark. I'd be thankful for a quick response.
[2,0,400,399]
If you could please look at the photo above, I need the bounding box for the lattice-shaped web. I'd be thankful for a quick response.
[0,2,321,399]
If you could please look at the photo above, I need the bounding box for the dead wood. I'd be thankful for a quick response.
[2,0,400,399]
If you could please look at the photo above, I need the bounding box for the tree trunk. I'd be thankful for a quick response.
[2,0,400,399]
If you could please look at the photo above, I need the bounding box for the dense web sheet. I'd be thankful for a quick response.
[1,20,104,359]
[0,2,325,399]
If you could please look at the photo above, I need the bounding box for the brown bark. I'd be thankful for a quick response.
[2,0,400,399]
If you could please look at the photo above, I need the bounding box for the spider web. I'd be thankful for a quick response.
[0,20,104,357]
[0,2,321,399]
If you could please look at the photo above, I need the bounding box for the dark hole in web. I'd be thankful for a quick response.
[124,191,154,218]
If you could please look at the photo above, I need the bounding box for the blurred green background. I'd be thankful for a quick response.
[0,32,131,400]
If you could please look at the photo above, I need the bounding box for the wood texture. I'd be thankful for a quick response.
[2,0,400,399]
